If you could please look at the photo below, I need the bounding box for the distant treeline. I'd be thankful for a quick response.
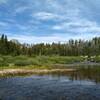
[0,34,100,56]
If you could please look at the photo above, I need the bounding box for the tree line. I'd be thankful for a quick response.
[0,34,100,56]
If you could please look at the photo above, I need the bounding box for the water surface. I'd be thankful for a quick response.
[0,67,100,100]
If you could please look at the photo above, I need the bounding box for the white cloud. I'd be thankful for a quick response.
[8,33,100,44]
[0,21,8,26]
[14,6,31,14]
[33,12,62,21]
[52,18,100,33]
[8,35,62,44]
[33,8,80,21]
[0,0,100,43]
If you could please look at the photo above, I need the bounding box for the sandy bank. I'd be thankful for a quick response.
[0,69,75,76]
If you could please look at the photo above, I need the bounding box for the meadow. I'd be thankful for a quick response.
[0,55,85,69]
[0,55,100,69]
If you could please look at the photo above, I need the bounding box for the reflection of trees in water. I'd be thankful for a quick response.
[70,66,100,83]
[25,66,100,83]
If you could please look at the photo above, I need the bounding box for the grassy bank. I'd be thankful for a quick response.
[0,55,82,76]
[0,55,100,77]
[0,55,85,68]
[0,55,100,69]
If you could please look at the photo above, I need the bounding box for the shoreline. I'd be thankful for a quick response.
[0,62,100,77]
[53,62,100,67]
[0,68,75,76]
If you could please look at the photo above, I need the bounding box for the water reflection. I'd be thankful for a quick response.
[71,66,100,84]
[37,66,100,84]
[0,66,100,84]
[0,66,100,100]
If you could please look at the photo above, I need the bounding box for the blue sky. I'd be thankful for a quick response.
[0,0,100,43]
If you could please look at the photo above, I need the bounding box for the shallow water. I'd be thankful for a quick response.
[0,68,100,100]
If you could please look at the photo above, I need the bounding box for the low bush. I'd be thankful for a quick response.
[14,60,32,66]
[94,56,100,62]
[30,59,42,66]
[0,62,9,67]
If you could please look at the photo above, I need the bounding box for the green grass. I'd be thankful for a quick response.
[94,56,100,62]
[0,55,100,70]
[0,65,53,70]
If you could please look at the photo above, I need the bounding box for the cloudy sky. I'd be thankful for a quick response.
[0,0,100,43]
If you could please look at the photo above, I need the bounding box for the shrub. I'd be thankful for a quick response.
[14,60,32,66]
[94,56,100,62]
[14,56,29,61]
[0,57,3,62]
[30,59,42,66]
[0,62,9,67]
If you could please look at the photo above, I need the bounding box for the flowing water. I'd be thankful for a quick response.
[0,66,100,100]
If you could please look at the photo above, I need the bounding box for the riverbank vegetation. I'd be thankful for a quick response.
[0,34,100,70]
[0,55,100,69]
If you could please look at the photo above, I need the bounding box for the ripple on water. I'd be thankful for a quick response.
[0,75,100,100]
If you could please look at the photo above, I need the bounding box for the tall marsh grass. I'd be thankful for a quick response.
[0,55,99,68]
